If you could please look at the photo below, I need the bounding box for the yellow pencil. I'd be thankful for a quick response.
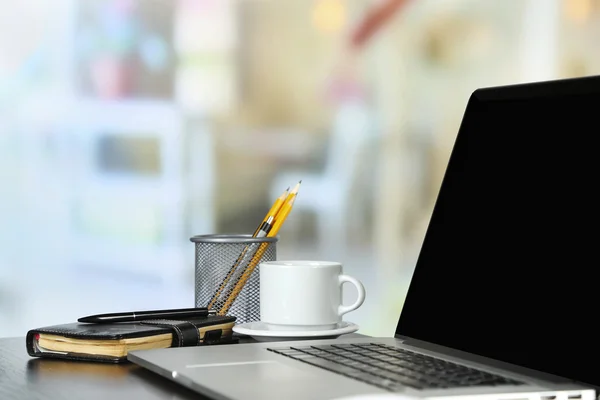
[207,187,289,309]
[252,186,289,236]
[269,181,300,233]
[218,181,301,315]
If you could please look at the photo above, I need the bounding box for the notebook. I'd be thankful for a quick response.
[26,315,237,363]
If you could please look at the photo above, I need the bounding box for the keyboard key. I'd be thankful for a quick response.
[286,353,317,359]
[331,344,356,349]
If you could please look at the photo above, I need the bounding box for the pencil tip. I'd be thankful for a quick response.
[299,180,302,184]
[279,187,290,199]
[289,181,302,195]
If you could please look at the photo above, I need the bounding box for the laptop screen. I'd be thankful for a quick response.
[396,76,600,387]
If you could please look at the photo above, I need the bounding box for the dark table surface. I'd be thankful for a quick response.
[0,334,366,400]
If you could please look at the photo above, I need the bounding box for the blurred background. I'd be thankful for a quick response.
[0,0,597,338]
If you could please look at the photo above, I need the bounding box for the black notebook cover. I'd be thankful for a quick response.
[26,315,237,363]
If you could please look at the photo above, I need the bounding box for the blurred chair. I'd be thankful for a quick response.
[269,99,375,255]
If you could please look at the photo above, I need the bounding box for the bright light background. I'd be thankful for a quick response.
[1,0,598,338]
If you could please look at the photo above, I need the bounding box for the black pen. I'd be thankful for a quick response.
[78,307,216,323]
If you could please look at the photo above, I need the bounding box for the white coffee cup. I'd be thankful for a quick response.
[259,260,366,330]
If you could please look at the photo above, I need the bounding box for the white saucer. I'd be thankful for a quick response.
[232,321,359,342]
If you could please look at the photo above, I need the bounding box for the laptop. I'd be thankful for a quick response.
[129,75,600,400]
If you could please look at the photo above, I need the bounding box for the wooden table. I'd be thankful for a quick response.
[0,334,365,400]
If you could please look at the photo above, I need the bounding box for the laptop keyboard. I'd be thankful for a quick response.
[267,343,525,392]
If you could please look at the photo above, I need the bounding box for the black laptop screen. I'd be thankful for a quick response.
[396,77,600,387]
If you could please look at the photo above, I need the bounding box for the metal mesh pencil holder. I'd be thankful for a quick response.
[191,234,278,324]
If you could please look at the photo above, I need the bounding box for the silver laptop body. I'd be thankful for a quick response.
[130,76,600,400]
[129,336,595,400]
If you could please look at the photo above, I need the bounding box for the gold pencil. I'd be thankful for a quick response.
[218,181,301,315]
[252,186,289,236]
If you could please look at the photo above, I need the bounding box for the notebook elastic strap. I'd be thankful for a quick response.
[140,319,202,347]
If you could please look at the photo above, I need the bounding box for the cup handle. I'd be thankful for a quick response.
[337,274,366,317]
